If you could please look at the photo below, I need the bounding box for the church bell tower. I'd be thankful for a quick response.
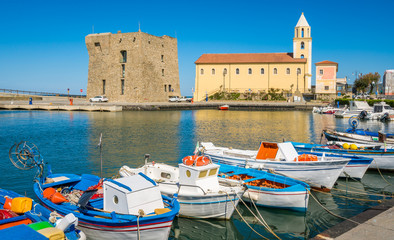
[293,13,312,91]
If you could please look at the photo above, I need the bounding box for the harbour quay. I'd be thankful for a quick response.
[0,96,325,112]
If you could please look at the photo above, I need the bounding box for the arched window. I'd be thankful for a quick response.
[201,69,204,75]
[248,68,252,74]
[301,42,304,49]
[301,54,304,59]
[261,68,264,74]
[212,68,215,75]
[236,68,239,75]
[297,68,301,75]
[301,28,304,38]
[273,68,278,75]
[223,68,227,75]
[286,68,290,74]
[296,29,298,38]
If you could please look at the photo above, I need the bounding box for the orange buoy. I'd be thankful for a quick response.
[43,188,56,199]
[295,154,318,162]
[50,192,67,204]
[182,155,211,166]
[4,197,12,210]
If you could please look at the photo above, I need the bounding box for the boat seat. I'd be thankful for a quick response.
[73,174,101,191]
[43,176,81,189]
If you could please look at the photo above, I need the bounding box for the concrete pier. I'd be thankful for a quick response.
[0,103,122,112]
[312,198,394,240]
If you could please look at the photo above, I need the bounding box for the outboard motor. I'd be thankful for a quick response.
[358,110,368,120]
[380,112,390,122]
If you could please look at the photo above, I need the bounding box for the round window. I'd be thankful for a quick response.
[113,195,119,204]
[186,170,191,177]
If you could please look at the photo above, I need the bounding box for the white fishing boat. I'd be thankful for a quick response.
[119,155,244,219]
[200,142,350,190]
[334,101,372,118]
[358,102,394,121]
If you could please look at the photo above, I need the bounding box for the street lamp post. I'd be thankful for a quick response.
[223,69,227,92]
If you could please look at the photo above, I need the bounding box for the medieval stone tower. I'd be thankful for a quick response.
[293,13,312,90]
[86,30,180,102]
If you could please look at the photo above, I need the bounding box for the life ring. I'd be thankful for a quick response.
[182,155,211,166]
[295,154,318,162]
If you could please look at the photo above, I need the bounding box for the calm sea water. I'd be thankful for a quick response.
[1,110,393,239]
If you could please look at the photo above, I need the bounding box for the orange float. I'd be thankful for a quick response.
[50,192,67,204]
[4,197,12,210]
[182,155,211,166]
[295,154,318,162]
[43,188,56,199]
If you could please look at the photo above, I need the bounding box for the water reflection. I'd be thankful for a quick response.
[0,110,393,240]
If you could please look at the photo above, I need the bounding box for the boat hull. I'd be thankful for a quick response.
[243,188,309,212]
[206,153,348,190]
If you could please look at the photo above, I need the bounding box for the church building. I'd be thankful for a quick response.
[193,13,312,101]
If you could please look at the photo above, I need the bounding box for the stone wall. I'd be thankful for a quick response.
[86,31,180,102]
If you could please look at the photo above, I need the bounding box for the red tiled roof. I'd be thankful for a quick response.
[195,53,307,64]
[315,60,338,65]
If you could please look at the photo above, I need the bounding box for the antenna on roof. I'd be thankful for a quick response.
[138,21,141,32]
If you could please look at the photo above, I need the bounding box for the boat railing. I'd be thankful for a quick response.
[159,182,207,195]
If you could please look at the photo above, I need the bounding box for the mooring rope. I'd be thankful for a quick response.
[224,192,270,240]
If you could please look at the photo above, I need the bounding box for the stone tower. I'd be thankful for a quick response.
[293,13,312,90]
[86,31,180,102]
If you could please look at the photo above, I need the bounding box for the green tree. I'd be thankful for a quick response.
[354,72,380,93]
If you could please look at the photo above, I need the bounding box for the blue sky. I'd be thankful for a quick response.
[0,0,393,95]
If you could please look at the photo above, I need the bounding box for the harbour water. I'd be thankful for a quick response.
[1,110,393,239]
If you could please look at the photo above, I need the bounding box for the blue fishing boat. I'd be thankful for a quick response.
[217,164,310,212]
[9,141,180,240]
[0,188,84,240]
[291,141,393,172]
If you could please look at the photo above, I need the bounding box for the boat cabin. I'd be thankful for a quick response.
[179,163,220,193]
[373,102,392,113]
[103,173,164,215]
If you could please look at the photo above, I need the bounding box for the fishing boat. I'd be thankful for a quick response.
[217,164,310,212]
[218,104,229,110]
[0,188,84,240]
[290,142,374,177]
[200,141,350,190]
[334,101,372,118]
[292,141,394,171]
[358,102,394,121]
[119,155,244,219]
[9,141,180,240]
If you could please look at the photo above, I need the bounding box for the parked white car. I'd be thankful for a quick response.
[168,96,180,102]
[89,95,108,102]
[179,96,193,102]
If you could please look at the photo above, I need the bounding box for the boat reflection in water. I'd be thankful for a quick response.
[171,216,243,240]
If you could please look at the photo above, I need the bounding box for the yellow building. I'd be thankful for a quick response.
[194,13,312,101]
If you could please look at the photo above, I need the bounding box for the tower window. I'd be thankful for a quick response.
[120,50,127,63]
[261,68,264,74]
[162,69,165,76]
[201,69,204,75]
[169,84,172,92]
[301,42,305,49]
[121,79,125,95]
[296,29,299,38]
[273,68,278,75]
[320,69,324,75]
[212,68,215,75]
[248,68,252,74]
[102,80,106,94]
[121,64,125,77]
[236,68,239,75]
[301,28,304,38]
[161,55,164,62]
[297,68,301,75]
[164,84,167,92]
[301,54,304,59]
[286,68,290,74]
